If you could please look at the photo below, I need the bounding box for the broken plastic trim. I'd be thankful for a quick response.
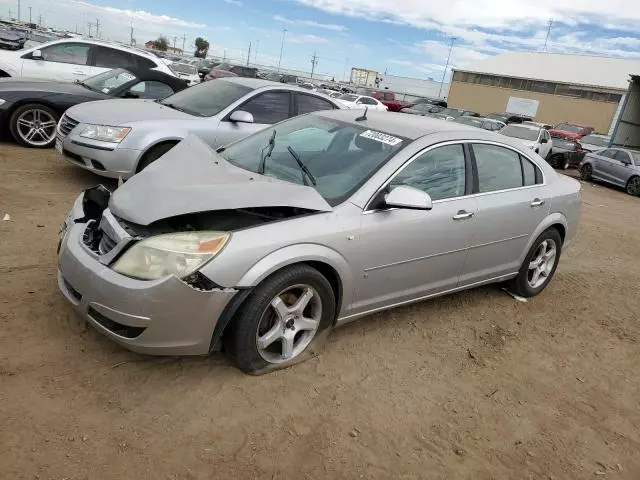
[182,271,224,291]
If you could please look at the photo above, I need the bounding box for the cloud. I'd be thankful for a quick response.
[223,0,243,6]
[273,14,347,31]
[67,0,207,28]
[287,33,331,44]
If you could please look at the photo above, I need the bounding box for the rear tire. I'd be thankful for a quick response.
[580,163,593,181]
[224,265,336,375]
[136,142,178,173]
[626,176,640,196]
[507,228,562,298]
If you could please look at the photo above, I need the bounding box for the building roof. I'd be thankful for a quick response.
[456,52,640,90]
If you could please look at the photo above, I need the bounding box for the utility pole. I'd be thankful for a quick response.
[255,39,259,64]
[277,28,287,72]
[87,22,92,37]
[246,41,251,66]
[223,49,226,61]
[542,18,553,52]
[95,18,99,38]
[310,52,318,78]
[129,19,134,46]
[28,6,31,24]
[173,36,177,50]
[8,9,12,21]
[342,57,349,82]
[38,13,41,27]
[181,34,187,54]
[438,36,456,99]
[17,0,20,22]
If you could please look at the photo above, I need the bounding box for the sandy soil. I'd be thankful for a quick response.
[1,143,639,480]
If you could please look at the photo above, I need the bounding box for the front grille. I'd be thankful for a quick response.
[98,230,117,255]
[88,307,146,339]
[82,213,127,258]
[58,114,80,139]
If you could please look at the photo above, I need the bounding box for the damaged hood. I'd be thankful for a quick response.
[109,135,333,225]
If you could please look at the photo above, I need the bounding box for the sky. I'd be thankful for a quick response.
[1,0,640,81]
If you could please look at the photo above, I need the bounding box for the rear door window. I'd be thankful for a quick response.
[93,46,137,69]
[472,144,524,193]
[240,91,291,124]
[297,93,336,115]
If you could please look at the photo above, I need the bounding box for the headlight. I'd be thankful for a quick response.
[79,124,131,143]
[0,99,6,106]
[112,231,230,280]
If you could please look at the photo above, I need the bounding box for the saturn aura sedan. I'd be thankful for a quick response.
[55,77,342,178]
[57,111,581,374]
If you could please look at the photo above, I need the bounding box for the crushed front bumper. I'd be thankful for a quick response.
[57,194,238,355]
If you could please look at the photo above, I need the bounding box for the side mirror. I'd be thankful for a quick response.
[229,110,254,124]
[384,186,433,210]
[540,138,548,144]
[31,49,43,59]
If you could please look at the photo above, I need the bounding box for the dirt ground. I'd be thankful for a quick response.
[1,143,639,480]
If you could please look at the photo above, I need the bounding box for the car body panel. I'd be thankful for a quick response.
[57,110,581,356]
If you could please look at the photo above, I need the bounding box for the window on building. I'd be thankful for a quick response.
[529,81,555,94]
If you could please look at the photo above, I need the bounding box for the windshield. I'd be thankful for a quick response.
[170,63,197,74]
[338,94,358,102]
[554,123,582,133]
[83,68,138,94]
[501,125,540,141]
[160,80,251,117]
[486,113,507,122]
[438,108,463,118]
[581,135,609,147]
[220,115,407,206]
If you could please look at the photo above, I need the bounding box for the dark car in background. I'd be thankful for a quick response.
[400,103,443,116]
[454,115,506,131]
[196,60,218,79]
[0,27,26,50]
[486,113,533,124]
[204,63,258,81]
[431,107,480,121]
[0,68,186,148]
[579,134,610,152]
[547,135,585,169]
[412,97,447,108]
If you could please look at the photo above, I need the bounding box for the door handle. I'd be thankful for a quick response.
[453,210,474,220]
[530,198,545,207]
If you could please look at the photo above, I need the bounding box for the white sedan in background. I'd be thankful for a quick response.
[168,63,201,86]
[500,124,552,159]
[336,93,388,111]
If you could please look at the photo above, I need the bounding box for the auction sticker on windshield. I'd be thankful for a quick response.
[359,130,403,146]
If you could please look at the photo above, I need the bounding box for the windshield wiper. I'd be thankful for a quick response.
[161,102,189,114]
[75,79,96,92]
[287,146,316,186]
[258,129,276,174]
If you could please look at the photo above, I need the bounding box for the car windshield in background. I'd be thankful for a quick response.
[455,117,483,127]
[220,115,407,206]
[555,123,583,133]
[83,69,138,93]
[160,80,251,117]
[440,108,464,118]
[551,136,576,149]
[486,113,508,122]
[170,63,197,74]
[338,94,358,102]
[581,135,609,147]
[633,152,640,166]
[410,104,434,112]
[501,125,539,141]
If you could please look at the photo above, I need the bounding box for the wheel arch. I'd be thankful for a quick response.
[134,137,183,172]
[519,213,568,265]
[6,99,67,120]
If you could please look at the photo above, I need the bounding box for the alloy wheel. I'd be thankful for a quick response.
[527,239,557,289]
[626,177,640,196]
[256,284,322,364]
[15,108,57,147]
[581,164,592,181]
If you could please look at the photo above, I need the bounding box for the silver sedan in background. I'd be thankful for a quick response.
[57,111,581,374]
[580,147,640,196]
[55,78,342,178]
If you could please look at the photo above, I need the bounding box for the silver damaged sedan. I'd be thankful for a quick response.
[57,111,582,374]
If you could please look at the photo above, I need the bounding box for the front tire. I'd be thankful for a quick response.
[224,265,336,374]
[626,176,640,196]
[9,103,59,148]
[580,163,593,181]
[508,228,562,298]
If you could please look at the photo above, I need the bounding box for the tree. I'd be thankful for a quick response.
[194,37,210,58]
[152,36,169,51]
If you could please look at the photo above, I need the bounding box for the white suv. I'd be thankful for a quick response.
[0,38,174,82]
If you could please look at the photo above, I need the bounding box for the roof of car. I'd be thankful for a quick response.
[41,37,161,60]
[313,110,483,140]
[505,123,540,131]
[222,77,281,88]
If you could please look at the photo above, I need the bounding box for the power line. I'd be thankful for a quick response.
[310,52,318,78]
[438,36,456,99]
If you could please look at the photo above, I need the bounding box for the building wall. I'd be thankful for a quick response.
[448,81,620,133]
